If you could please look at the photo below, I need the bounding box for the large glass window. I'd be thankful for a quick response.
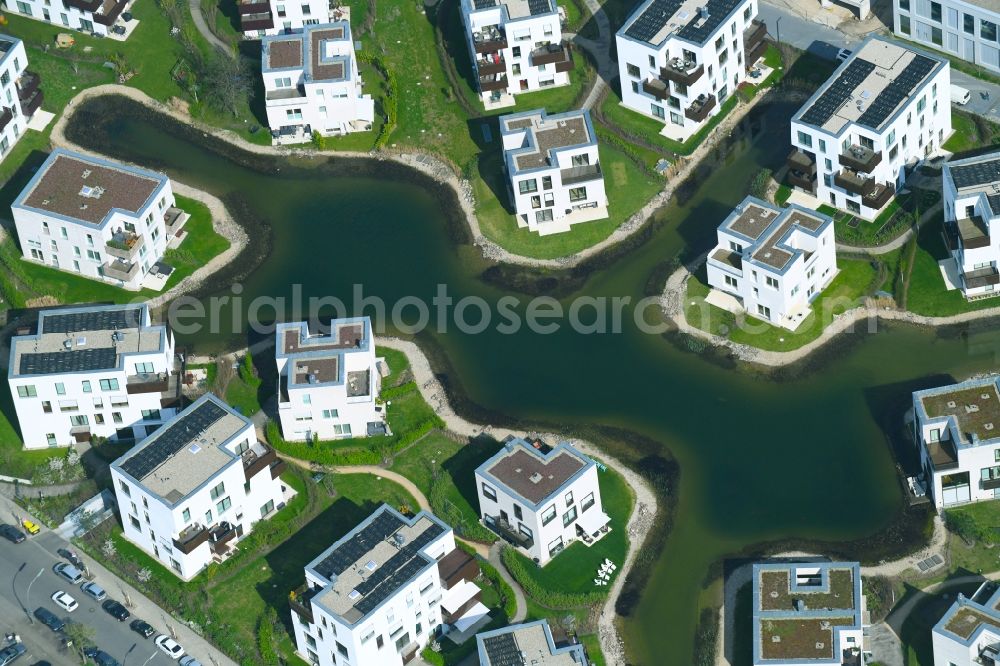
[518,179,538,194]
[569,187,587,202]
[481,483,497,501]
[562,506,578,527]
[965,13,975,34]
[541,505,557,525]
[930,1,941,21]
[984,20,998,41]
[797,131,813,148]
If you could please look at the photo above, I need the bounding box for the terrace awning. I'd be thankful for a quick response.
[576,509,610,536]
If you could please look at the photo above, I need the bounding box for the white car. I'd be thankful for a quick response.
[51,590,78,612]
[155,635,185,660]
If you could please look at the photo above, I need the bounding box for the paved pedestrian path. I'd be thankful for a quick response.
[189,0,232,55]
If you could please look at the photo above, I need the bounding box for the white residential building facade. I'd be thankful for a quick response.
[261,22,374,142]
[933,581,1000,666]
[275,317,386,441]
[290,505,489,666]
[238,0,343,38]
[706,197,837,329]
[11,148,188,290]
[499,108,608,235]
[616,0,765,142]
[752,562,864,666]
[787,36,951,221]
[110,393,289,580]
[3,0,128,37]
[893,0,1000,75]
[0,36,43,163]
[476,620,590,665]
[460,0,573,109]
[8,304,179,450]
[941,150,1000,298]
[475,437,609,566]
[912,377,1000,511]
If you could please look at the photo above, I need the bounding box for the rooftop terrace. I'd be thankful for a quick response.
[470,0,554,19]
[758,567,856,612]
[722,199,828,271]
[280,320,367,355]
[502,110,594,174]
[620,0,743,47]
[478,621,588,665]
[919,381,1000,445]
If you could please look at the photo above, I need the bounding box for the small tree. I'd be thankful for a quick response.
[312,130,327,150]
[101,538,117,559]
[136,568,152,584]
[64,621,96,657]
[202,55,253,118]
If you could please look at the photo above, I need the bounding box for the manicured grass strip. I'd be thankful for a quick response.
[905,221,1000,317]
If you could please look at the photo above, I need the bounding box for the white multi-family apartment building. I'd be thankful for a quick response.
[0,35,43,164]
[752,562,864,666]
[941,149,1000,299]
[8,304,179,450]
[261,22,374,142]
[475,437,608,566]
[933,579,1000,666]
[3,0,129,36]
[706,197,837,329]
[460,0,573,109]
[910,376,1000,510]
[11,148,189,291]
[275,317,387,441]
[238,0,343,38]
[476,620,591,665]
[788,37,951,221]
[893,0,1000,75]
[110,393,289,580]
[615,0,765,142]
[499,108,608,235]
[289,505,490,666]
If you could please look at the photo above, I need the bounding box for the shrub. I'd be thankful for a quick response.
[749,168,773,199]
[863,575,895,622]
[358,51,397,149]
[311,130,327,151]
[257,608,280,664]
[420,647,445,666]
[692,607,718,666]
[478,557,518,620]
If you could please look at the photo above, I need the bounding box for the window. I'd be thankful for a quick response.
[797,131,812,148]
[542,504,556,525]
[141,409,161,421]
[757,305,771,318]
[931,26,942,45]
[99,378,119,391]
[16,385,36,398]
[216,496,231,514]
[41,401,51,413]
[562,506,578,527]
[204,509,213,524]
[81,380,91,393]
[725,275,738,288]
[818,139,826,153]
[513,504,523,520]
[134,362,155,374]
[766,276,779,289]
[210,481,226,500]
[984,20,998,41]
[548,536,564,558]
[929,428,941,442]
[898,0,909,9]
[182,508,191,523]
[930,1,940,21]
[55,383,66,395]
[261,499,275,517]
[481,483,497,501]
[518,179,538,194]
[626,63,640,77]
[581,492,595,512]
[965,13,975,34]
[569,187,587,202]
[119,480,131,496]
[651,104,665,119]
[648,55,655,67]
[535,209,554,223]
[286,108,303,121]
[321,409,338,418]
[46,433,57,446]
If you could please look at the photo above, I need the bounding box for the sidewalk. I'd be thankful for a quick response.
[0,491,237,666]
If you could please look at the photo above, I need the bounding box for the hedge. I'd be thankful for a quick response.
[501,546,604,609]
[479,556,518,620]
[381,380,418,401]
[266,418,443,467]
[358,51,397,149]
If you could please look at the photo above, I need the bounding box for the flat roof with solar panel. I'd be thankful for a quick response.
[466,0,554,19]
[795,37,945,135]
[304,505,451,626]
[619,0,743,47]
[9,304,168,378]
[945,150,1000,219]
[112,394,253,505]
[476,620,589,665]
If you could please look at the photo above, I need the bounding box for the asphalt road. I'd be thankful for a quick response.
[0,531,174,666]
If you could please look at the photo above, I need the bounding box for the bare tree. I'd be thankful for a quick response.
[202,55,253,118]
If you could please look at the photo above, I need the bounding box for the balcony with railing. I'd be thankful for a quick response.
[480,73,509,93]
[238,0,271,14]
[18,88,42,117]
[164,207,190,238]
[642,77,668,100]
[964,265,1000,290]
[862,181,895,210]
[476,53,506,76]
[685,94,716,123]
[839,144,882,173]
[472,25,507,54]
[173,523,209,554]
[16,71,39,99]
[126,372,171,395]
[241,11,275,30]
[0,107,13,132]
[288,584,318,625]
[243,442,278,481]
[530,42,573,72]
[743,20,767,63]
[485,514,533,550]
[560,163,602,186]
[209,521,237,555]
[661,57,704,86]
[70,425,91,443]
[102,258,140,283]
[105,230,144,261]
[786,148,816,176]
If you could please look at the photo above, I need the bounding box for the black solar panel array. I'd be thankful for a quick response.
[482,633,522,666]
[624,0,740,45]
[857,55,935,129]
[313,511,404,580]
[799,59,876,127]
[988,194,1000,216]
[42,307,144,334]
[353,522,446,616]
[473,0,497,8]
[20,347,118,375]
[951,158,1000,190]
[677,0,739,43]
[623,0,682,43]
[527,0,551,15]
[119,400,228,481]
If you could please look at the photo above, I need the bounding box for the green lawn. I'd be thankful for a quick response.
[379,346,413,389]
[390,431,500,542]
[506,467,633,598]
[474,140,661,259]
[944,110,984,153]
[774,184,792,206]
[683,258,879,352]
[0,380,67,479]
[826,189,940,247]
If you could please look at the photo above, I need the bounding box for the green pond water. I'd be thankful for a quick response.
[68,98,1000,664]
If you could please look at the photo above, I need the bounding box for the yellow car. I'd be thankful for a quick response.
[20,518,40,535]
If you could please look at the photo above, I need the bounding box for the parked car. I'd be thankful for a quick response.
[129,619,155,639]
[0,642,25,666]
[57,549,84,569]
[80,582,107,602]
[53,563,83,585]
[32,607,64,633]
[0,525,25,544]
[50,591,77,613]
[102,599,130,621]
[82,648,120,666]
[155,635,184,660]
[19,519,39,535]
[179,657,202,666]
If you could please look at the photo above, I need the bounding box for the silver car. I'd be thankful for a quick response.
[81,581,107,602]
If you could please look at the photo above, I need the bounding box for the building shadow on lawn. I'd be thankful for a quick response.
[0,149,52,212]
[443,435,503,512]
